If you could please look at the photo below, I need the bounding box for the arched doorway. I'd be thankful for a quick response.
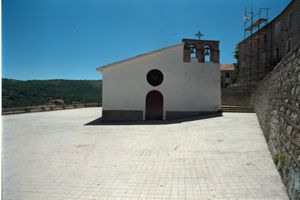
[145,90,163,120]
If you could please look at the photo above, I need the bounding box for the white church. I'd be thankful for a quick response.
[97,38,221,122]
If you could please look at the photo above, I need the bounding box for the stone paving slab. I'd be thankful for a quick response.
[2,108,289,200]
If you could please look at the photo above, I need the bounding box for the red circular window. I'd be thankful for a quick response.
[147,69,163,86]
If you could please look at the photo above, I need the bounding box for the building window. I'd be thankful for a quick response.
[147,69,164,86]
[225,72,230,78]
[260,52,266,64]
[288,11,293,27]
[286,39,292,53]
[274,21,281,36]
[264,34,267,43]
[276,48,280,59]
[273,47,280,61]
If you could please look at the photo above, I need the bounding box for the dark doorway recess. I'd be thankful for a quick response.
[145,90,163,120]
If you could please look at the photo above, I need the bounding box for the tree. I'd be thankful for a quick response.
[232,45,240,84]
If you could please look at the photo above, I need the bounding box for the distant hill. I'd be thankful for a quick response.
[2,79,102,108]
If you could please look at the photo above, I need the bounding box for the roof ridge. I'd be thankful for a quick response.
[96,43,182,72]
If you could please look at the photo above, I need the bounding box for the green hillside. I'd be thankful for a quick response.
[2,79,102,108]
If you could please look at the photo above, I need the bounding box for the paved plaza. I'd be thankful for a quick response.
[2,108,288,200]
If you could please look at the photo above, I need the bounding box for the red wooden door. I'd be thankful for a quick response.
[146,90,163,120]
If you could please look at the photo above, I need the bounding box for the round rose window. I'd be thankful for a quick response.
[147,69,164,86]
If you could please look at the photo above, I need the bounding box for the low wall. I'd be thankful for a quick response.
[2,103,102,115]
[221,85,256,106]
[250,42,300,200]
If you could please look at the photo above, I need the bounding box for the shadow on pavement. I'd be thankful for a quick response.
[85,111,223,126]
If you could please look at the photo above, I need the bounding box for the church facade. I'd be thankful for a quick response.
[97,39,221,122]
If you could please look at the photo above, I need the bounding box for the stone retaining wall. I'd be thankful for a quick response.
[250,42,300,200]
[221,85,256,106]
[2,103,102,115]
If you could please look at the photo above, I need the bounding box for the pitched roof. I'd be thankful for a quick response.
[96,43,182,72]
[220,64,235,71]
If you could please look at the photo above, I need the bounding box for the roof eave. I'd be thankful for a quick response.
[95,43,183,72]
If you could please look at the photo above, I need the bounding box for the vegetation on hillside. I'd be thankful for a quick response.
[2,79,102,108]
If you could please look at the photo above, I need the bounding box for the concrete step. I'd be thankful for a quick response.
[221,105,255,113]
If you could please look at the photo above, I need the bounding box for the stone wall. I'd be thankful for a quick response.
[221,85,256,106]
[250,42,300,200]
[2,103,102,115]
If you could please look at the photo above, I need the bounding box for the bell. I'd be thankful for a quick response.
[204,49,210,56]
[190,48,195,54]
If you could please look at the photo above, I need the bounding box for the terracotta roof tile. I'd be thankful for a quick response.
[220,64,235,71]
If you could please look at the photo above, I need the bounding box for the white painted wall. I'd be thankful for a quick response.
[98,43,221,120]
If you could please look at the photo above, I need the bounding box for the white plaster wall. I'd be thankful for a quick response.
[99,43,221,119]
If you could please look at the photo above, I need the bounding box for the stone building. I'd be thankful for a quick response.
[97,39,221,122]
[238,0,300,85]
[220,64,235,88]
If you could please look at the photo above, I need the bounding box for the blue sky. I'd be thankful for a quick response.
[2,0,291,80]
